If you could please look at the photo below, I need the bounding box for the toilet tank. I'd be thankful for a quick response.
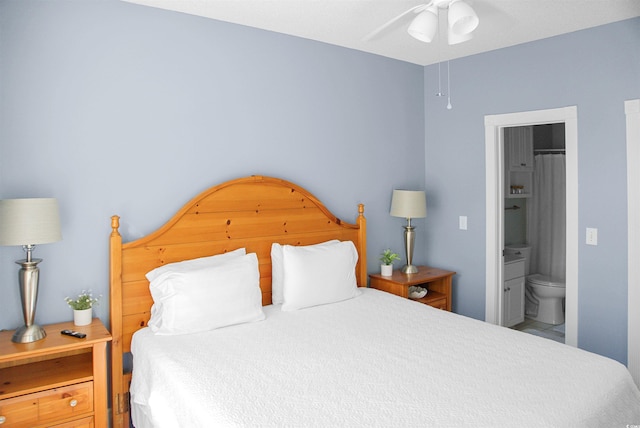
[505,244,531,275]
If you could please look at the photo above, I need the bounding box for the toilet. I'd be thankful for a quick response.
[504,244,565,325]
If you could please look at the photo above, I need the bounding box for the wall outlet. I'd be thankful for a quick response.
[586,227,598,245]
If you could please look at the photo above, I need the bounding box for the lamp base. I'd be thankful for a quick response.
[12,255,46,343]
[402,264,419,274]
[12,324,46,343]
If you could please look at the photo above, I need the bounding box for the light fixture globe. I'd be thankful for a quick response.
[448,0,479,36]
[407,6,438,43]
[448,24,473,45]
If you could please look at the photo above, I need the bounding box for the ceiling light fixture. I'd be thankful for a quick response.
[407,6,438,43]
[408,0,479,45]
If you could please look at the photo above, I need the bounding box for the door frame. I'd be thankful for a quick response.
[484,106,578,347]
[626,99,640,386]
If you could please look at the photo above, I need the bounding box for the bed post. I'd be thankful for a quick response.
[109,215,128,428]
[357,204,367,287]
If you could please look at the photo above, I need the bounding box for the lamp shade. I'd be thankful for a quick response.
[448,0,479,36]
[407,7,438,43]
[448,24,473,45]
[390,190,427,219]
[0,198,62,246]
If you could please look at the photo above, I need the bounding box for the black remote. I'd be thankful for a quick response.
[61,329,87,339]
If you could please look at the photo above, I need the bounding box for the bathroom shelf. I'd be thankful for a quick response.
[505,128,534,198]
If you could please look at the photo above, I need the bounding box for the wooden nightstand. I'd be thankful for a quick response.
[0,319,112,428]
[369,266,456,311]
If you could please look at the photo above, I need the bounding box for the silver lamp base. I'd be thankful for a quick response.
[401,221,420,275]
[401,264,419,274]
[12,324,46,343]
[12,254,47,343]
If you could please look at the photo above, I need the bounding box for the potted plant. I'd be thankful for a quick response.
[379,249,400,276]
[65,290,100,326]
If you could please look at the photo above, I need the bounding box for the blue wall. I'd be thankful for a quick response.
[1,0,638,365]
[0,1,424,328]
[424,17,640,363]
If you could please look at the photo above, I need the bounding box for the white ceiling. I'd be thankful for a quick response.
[122,0,640,66]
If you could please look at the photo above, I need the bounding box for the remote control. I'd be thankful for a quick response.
[61,329,86,339]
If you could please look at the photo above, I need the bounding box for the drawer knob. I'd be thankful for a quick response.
[0,415,6,424]
[69,399,78,407]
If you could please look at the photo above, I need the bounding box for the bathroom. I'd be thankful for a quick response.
[504,123,566,343]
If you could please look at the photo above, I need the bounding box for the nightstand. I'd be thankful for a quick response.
[0,318,112,428]
[369,266,456,311]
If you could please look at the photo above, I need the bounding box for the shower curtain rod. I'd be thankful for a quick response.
[534,148,565,154]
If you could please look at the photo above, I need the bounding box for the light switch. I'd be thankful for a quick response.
[586,228,598,246]
[459,216,468,230]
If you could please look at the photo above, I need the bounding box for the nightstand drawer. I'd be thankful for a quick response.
[50,415,94,428]
[0,382,93,427]
[39,382,93,422]
[427,297,448,310]
[0,395,38,427]
[410,290,448,310]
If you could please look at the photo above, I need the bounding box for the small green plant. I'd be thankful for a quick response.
[65,290,101,310]
[380,249,400,265]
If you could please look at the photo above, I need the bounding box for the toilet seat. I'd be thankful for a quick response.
[527,273,565,288]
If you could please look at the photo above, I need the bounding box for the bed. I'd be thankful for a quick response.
[109,175,640,428]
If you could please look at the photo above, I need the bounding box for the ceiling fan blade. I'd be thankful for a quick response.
[363,3,432,42]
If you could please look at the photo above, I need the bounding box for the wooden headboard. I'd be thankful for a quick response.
[109,175,367,427]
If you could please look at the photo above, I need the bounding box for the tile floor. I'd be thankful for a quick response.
[511,318,565,343]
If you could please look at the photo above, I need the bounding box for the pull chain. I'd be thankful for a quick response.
[447,60,452,110]
[436,62,443,97]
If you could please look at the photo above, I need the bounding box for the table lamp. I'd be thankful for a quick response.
[0,198,62,343]
[390,190,427,274]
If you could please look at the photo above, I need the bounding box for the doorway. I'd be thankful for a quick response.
[484,106,578,347]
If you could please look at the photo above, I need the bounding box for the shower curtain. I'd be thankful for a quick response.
[527,154,566,280]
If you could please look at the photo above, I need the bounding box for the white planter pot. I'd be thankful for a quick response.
[381,264,393,276]
[73,308,92,326]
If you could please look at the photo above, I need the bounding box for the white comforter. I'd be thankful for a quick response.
[131,288,640,427]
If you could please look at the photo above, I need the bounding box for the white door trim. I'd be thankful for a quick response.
[485,106,578,347]
[626,99,640,386]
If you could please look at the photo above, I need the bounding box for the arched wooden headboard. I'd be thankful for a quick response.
[109,175,367,427]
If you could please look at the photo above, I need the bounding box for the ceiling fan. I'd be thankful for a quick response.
[364,0,479,45]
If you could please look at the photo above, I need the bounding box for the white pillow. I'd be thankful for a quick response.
[147,253,265,335]
[146,248,246,282]
[271,240,339,304]
[281,240,360,311]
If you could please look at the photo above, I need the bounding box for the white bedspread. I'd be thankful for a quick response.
[131,288,640,427]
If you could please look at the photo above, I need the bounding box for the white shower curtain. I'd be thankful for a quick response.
[527,154,566,280]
